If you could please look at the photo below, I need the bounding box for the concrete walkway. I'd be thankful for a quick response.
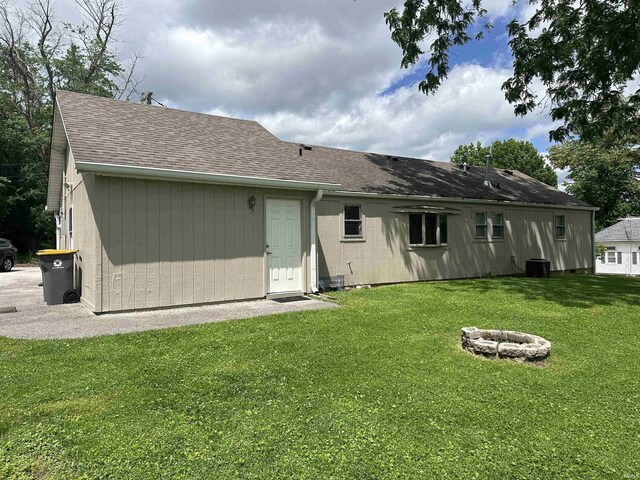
[0,267,337,340]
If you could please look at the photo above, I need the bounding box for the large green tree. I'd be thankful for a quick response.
[0,0,139,252]
[385,1,640,143]
[450,139,558,186]
[549,141,640,229]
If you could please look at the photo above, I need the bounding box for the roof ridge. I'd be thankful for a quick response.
[281,140,446,164]
[55,89,272,133]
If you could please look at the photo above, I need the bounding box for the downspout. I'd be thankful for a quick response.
[591,210,596,274]
[54,212,61,250]
[310,189,324,293]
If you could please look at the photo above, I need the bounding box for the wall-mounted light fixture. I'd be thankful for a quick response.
[248,195,256,210]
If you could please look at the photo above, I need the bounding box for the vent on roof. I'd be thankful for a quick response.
[298,144,313,156]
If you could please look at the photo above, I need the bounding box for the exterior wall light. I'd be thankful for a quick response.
[248,195,256,210]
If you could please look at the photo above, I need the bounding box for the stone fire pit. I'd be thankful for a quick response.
[461,327,551,361]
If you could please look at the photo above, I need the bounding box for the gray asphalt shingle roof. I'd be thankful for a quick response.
[595,218,640,242]
[56,90,592,208]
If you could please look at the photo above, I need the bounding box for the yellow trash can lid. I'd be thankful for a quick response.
[36,249,78,256]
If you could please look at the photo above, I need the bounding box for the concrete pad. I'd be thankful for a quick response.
[0,267,338,340]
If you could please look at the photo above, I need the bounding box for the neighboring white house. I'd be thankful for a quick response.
[595,217,640,275]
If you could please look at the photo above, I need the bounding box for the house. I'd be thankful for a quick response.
[595,217,640,275]
[46,91,596,313]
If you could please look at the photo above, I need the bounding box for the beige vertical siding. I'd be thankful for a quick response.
[60,148,99,310]
[94,176,311,313]
[317,196,593,286]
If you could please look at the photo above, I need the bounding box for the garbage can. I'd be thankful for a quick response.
[37,249,80,305]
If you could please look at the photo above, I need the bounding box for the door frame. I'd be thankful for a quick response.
[264,196,304,295]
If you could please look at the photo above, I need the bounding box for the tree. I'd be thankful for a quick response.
[450,139,558,186]
[384,1,640,143]
[0,0,140,252]
[548,141,640,230]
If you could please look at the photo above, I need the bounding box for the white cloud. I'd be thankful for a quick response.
[257,63,555,161]
[145,18,403,114]
[482,0,516,19]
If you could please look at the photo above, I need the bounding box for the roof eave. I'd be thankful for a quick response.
[45,94,67,212]
[74,161,342,191]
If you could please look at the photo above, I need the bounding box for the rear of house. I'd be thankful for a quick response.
[595,218,640,275]
[46,91,596,313]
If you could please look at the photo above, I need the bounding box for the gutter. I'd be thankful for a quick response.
[326,191,599,212]
[310,189,323,293]
[75,161,342,192]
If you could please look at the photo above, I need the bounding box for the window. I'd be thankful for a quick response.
[409,214,423,245]
[633,252,638,265]
[68,205,74,249]
[492,212,504,238]
[555,214,566,238]
[475,212,487,238]
[439,215,448,245]
[617,252,623,264]
[343,205,362,238]
[409,213,448,246]
[606,247,616,264]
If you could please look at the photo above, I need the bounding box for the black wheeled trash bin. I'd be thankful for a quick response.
[36,249,80,305]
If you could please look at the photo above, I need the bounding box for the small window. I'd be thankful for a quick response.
[617,252,623,264]
[492,212,504,238]
[606,247,616,264]
[555,214,566,238]
[475,212,487,238]
[409,213,448,246]
[343,205,362,238]
[68,205,74,249]
[633,252,638,265]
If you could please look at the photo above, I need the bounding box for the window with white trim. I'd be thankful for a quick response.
[555,214,566,238]
[617,252,623,264]
[606,247,616,264]
[492,212,504,238]
[343,205,363,238]
[633,252,638,265]
[475,212,487,238]
[409,213,448,246]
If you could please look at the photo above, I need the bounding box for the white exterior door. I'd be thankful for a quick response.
[266,199,302,293]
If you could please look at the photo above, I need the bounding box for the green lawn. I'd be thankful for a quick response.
[1,275,639,479]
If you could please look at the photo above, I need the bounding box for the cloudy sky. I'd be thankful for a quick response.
[26,0,568,183]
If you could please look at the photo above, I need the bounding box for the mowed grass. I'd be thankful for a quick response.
[1,275,639,479]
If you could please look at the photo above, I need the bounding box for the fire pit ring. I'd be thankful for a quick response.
[461,327,551,361]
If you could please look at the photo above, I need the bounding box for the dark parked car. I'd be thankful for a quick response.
[0,238,17,272]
